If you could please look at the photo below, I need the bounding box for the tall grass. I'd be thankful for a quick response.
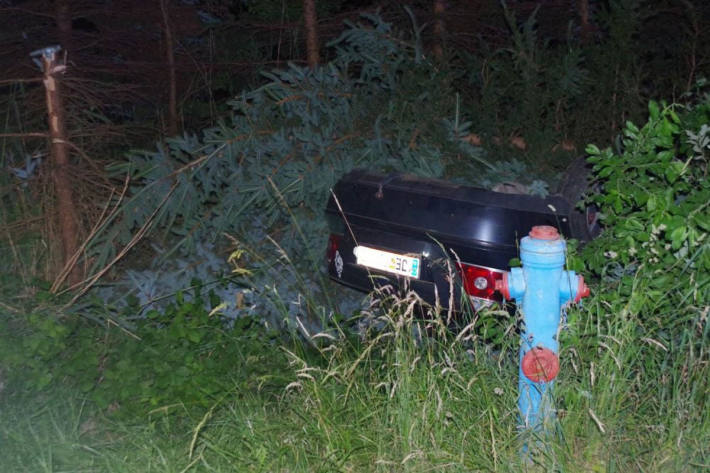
[1,272,707,471]
[551,275,709,470]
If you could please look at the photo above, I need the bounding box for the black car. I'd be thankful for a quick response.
[325,166,598,310]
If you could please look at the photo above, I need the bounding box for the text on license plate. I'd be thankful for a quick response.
[353,246,420,279]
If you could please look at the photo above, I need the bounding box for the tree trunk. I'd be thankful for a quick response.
[303,0,320,68]
[41,48,81,286]
[55,0,74,57]
[432,0,446,60]
[160,0,178,136]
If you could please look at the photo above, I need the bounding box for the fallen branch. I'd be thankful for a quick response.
[51,174,130,293]
[62,179,178,307]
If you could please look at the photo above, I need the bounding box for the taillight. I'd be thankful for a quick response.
[326,234,342,263]
[457,263,504,301]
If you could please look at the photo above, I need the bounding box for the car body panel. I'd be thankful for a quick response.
[325,169,577,309]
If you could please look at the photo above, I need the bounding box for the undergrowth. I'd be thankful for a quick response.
[1,282,706,471]
[0,293,288,416]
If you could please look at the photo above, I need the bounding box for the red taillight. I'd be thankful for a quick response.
[326,234,342,263]
[457,263,504,301]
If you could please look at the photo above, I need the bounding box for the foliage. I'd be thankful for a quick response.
[457,0,708,173]
[90,242,255,321]
[0,289,285,416]
[577,0,646,142]
[461,4,589,164]
[3,126,709,466]
[87,13,498,327]
[583,96,709,299]
[565,95,710,462]
[4,272,706,471]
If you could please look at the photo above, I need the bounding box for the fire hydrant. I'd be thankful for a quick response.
[495,225,590,429]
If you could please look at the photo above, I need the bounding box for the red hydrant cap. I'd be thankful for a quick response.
[574,275,591,303]
[522,346,560,382]
[529,225,559,240]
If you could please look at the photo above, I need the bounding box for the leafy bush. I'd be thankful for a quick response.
[555,94,710,455]
[583,96,709,301]
[86,13,504,328]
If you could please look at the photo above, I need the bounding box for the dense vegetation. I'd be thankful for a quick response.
[0,2,708,471]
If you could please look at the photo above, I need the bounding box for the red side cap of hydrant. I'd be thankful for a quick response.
[574,275,591,303]
[529,225,559,240]
[522,347,560,382]
[494,272,510,299]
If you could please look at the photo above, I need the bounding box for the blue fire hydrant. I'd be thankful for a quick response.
[495,225,590,429]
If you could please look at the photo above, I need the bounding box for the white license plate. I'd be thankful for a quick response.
[353,246,420,279]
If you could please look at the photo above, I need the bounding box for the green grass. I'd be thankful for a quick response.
[1,284,707,472]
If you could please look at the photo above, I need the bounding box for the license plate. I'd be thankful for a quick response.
[354,246,420,279]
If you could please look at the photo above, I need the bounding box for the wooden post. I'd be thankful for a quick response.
[36,46,82,286]
[303,0,320,68]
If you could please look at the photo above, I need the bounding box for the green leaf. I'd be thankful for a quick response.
[585,144,600,156]
[648,100,660,119]
[664,161,685,183]
[188,329,202,344]
[693,214,710,232]
[664,215,686,234]
[670,225,687,249]
[635,231,650,243]
[656,150,674,163]
[598,166,614,178]
[632,189,648,206]
[624,218,644,231]
[646,194,656,211]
